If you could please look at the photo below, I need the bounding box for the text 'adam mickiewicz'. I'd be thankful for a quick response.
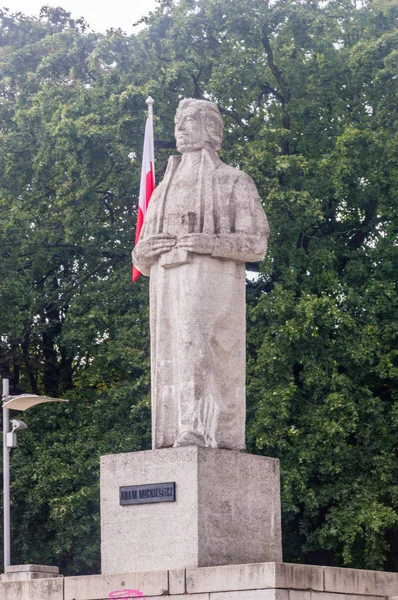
[119,482,176,505]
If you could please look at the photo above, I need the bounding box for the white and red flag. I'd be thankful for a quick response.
[132,97,155,282]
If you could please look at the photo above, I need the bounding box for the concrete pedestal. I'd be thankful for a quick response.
[100,447,282,574]
[1,564,61,582]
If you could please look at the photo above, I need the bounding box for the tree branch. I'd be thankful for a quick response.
[192,67,203,99]
[261,28,290,105]
[218,106,248,129]
[259,83,284,104]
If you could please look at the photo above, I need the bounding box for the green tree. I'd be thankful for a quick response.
[0,7,152,573]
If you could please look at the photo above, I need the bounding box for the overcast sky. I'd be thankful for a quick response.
[1,0,159,33]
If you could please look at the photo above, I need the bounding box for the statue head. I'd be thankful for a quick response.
[175,98,224,154]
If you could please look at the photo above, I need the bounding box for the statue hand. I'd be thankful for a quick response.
[136,234,176,259]
[176,233,216,255]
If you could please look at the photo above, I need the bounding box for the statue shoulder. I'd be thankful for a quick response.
[149,184,163,203]
[215,163,259,194]
[151,155,181,200]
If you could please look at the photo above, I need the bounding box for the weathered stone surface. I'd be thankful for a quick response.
[186,563,323,595]
[0,578,63,600]
[101,448,198,573]
[289,590,311,600]
[324,566,398,596]
[312,594,383,600]
[197,451,282,567]
[2,572,62,582]
[345,595,383,600]
[276,564,324,592]
[211,590,289,600]
[2,564,61,583]
[132,98,269,451]
[167,596,210,600]
[5,564,59,573]
[64,571,168,600]
[1,563,398,600]
[187,563,275,594]
[170,570,186,595]
[101,448,282,573]
[309,593,341,600]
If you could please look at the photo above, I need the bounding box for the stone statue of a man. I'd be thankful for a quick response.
[132,98,269,451]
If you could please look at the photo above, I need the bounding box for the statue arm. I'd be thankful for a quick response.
[132,196,177,276]
[131,207,153,276]
[212,231,269,262]
[212,175,270,262]
[132,245,152,277]
[132,229,177,276]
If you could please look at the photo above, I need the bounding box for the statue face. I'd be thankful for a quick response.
[175,108,207,153]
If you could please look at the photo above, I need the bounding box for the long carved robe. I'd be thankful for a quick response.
[133,148,269,450]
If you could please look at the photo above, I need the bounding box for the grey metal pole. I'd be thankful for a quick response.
[2,378,10,572]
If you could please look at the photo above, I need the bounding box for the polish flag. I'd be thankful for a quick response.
[132,98,155,282]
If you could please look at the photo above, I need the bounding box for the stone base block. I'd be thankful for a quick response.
[0,577,63,600]
[100,447,282,573]
[1,564,61,582]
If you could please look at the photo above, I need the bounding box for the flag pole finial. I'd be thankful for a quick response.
[146,96,154,118]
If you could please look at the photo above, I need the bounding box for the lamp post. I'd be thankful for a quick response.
[2,378,68,573]
[2,379,10,572]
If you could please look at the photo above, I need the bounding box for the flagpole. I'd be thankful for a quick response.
[145,96,155,182]
[132,96,156,282]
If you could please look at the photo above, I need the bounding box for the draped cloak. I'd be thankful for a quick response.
[132,148,269,450]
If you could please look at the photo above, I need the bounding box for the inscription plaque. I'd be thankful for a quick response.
[120,482,176,505]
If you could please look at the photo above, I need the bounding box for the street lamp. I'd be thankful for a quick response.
[2,378,68,572]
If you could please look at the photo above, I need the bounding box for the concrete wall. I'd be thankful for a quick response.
[2,562,398,600]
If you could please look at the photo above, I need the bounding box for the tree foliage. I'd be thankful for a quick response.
[0,0,397,574]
